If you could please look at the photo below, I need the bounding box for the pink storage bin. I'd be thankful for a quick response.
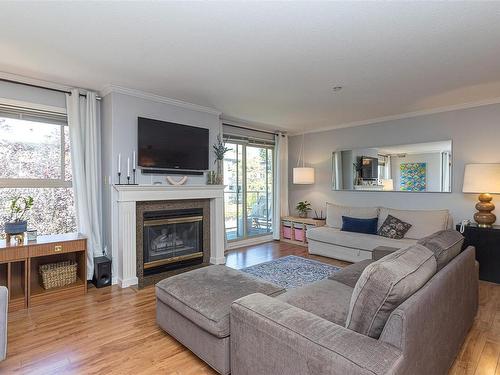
[294,228,304,241]
[283,226,292,239]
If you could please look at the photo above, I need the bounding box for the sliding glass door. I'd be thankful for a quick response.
[224,143,244,240]
[224,141,273,242]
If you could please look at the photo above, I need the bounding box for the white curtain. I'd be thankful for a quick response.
[66,89,102,280]
[273,132,289,240]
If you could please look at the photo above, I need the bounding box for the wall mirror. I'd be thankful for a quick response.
[332,140,452,193]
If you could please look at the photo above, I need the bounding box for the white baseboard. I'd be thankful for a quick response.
[210,256,227,264]
[118,276,138,288]
[225,235,274,250]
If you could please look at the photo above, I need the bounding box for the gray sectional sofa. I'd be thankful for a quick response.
[231,230,478,375]
[156,230,478,375]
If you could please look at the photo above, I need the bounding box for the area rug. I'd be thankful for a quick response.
[241,255,341,289]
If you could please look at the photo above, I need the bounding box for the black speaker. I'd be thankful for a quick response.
[92,256,112,288]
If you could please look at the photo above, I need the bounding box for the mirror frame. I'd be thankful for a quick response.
[331,140,453,193]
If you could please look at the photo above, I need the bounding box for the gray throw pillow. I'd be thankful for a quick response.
[378,214,412,239]
[417,229,464,270]
[345,244,437,339]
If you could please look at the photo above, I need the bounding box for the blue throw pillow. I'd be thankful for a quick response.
[341,216,378,235]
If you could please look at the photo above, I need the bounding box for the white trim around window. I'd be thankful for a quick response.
[0,97,66,115]
[0,178,72,188]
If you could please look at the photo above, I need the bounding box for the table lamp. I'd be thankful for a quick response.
[462,163,500,227]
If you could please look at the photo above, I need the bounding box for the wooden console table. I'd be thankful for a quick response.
[0,233,87,311]
[280,216,326,247]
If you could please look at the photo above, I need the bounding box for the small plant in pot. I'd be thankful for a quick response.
[5,196,34,235]
[212,134,231,185]
[296,201,312,218]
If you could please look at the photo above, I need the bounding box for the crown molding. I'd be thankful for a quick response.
[290,96,500,136]
[100,84,222,116]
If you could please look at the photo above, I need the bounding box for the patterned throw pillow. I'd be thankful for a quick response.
[377,215,412,239]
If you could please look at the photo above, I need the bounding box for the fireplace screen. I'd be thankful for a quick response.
[143,208,203,271]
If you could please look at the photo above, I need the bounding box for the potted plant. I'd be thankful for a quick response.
[212,134,231,185]
[296,201,312,218]
[5,196,34,235]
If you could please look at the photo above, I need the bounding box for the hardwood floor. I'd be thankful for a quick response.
[0,240,498,375]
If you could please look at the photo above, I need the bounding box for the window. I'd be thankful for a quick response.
[224,140,274,242]
[0,107,76,237]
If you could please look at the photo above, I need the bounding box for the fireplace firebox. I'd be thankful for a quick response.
[143,208,204,276]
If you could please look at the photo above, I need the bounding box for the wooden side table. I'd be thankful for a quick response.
[0,233,87,311]
[280,216,326,247]
[456,224,500,284]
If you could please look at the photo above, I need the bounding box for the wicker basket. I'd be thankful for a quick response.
[39,260,77,290]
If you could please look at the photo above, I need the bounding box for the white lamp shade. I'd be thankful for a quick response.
[293,167,315,184]
[463,163,500,193]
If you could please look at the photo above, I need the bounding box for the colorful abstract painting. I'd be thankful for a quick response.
[400,163,427,191]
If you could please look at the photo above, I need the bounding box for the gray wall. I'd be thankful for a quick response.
[100,91,221,278]
[102,92,221,186]
[288,103,500,224]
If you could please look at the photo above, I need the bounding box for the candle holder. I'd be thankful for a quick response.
[116,154,138,185]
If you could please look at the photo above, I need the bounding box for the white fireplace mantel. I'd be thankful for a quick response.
[112,184,226,288]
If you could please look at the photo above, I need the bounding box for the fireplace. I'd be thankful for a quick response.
[143,208,204,275]
[136,199,211,288]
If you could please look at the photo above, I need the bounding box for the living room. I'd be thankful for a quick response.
[0,2,499,375]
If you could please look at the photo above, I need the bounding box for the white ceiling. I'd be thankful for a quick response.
[1,2,500,133]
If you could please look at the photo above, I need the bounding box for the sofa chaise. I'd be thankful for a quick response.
[231,230,478,375]
[155,265,284,374]
[307,203,453,262]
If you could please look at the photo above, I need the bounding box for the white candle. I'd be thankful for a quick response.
[127,157,130,177]
[133,151,136,170]
[118,153,121,174]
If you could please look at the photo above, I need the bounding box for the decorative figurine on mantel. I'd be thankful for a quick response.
[211,135,231,185]
[4,195,34,245]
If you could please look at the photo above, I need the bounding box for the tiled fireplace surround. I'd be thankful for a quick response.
[113,185,226,288]
[136,199,211,287]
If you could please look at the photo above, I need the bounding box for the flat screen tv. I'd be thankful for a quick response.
[138,117,209,171]
[360,156,378,179]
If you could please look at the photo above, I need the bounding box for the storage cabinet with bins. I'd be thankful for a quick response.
[280,216,326,247]
[0,233,87,311]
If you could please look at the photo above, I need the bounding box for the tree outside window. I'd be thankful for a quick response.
[0,115,76,237]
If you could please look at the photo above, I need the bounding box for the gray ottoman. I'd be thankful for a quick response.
[155,265,284,374]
